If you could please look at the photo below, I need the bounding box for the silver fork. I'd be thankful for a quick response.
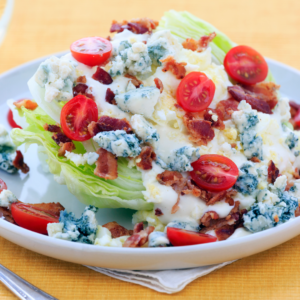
[0,264,58,300]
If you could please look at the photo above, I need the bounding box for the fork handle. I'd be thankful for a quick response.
[0,264,57,300]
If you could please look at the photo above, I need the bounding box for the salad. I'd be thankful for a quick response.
[1,10,300,248]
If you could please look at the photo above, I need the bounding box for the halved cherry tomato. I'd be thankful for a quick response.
[190,154,239,192]
[176,72,215,112]
[60,95,98,141]
[11,203,59,234]
[7,110,22,129]
[224,45,268,85]
[293,110,300,127]
[167,227,217,246]
[0,179,7,193]
[70,37,112,67]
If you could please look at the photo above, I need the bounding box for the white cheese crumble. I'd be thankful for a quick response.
[94,226,129,247]
[65,151,99,167]
[0,190,17,208]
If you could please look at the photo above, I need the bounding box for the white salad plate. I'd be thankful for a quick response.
[0,52,299,270]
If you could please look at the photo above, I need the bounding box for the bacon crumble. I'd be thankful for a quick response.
[27,202,65,218]
[123,223,155,247]
[155,208,163,216]
[51,132,75,156]
[154,78,164,93]
[124,74,143,88]
[110,18,158,34]
[13,99,38,111]
[267,160,280,184]
[94,148,118,180]
[92,67,113,85]
[250,157,261,163]
[160,56,187,79]
[183,113,215,145]
[136,146,156,170]
[43,124,62,133]
[182,32,216,52]
[102,221,133,238]
[216,99,239,120]
[0,207,16,224]
[12,150,29,174]
[87,116,132,137]
[105,88,117,105]
[76,76,87,84]
[203,108,225,130]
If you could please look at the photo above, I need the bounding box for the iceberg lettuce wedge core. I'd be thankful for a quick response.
[10,106,152,210]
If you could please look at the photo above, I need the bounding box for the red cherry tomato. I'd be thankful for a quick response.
[167,227,217,246]
[7,110,22,129]
[11,203,59,235]
[60,95,98,141]
[176,72,215,112]
[0,179,7,193]
[70,37,112,67]
[190,154,239,192]
[224,45,268,85]
[293,110,300,127]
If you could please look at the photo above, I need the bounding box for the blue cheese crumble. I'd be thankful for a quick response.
[234,163,259,195]
[285,132,299,150]
[115,86,160,119]
[93,130,141,157]
[0,125,17,174]
[0,190,17,208]
[131,114,159,143]
[35,56,77,103]
[147,39,169,66]
[47,205,98,244]
[109,41,152,77]
[165,220,200,232]
[232,101,263,160]
[156,146,201,172]
[148,232,171,247]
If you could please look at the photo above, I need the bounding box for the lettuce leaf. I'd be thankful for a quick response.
[10,106,152,210]
[158,10,275,82]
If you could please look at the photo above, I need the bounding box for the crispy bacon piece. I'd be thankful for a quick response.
[94,148,118,180]
[183,113,215,145]
[88,116,132,137]
[155,208,163,216]
[43,123,62,133]
[76,76,87,84]
[228,83,279,114]
[200,211,220,227]
[250,157,261,163]
[102,221,133,238]
[289,101,300,130]
[58,142,75,157]
[199,189,237,206]
[123,224,155,247]
[267,160,279,184]
[295,205,300,217]
[200,201,243,241]
[136,146,156,170]
[203,108,225,130]
[124,74,143,88]
[160,56,187,80]
[12,150,29,174]
[215,225,236,241]
[154,78,163,93]
[13,99,38,111]
[181,179,202,197]
[0,207,16,224]
[182,32,216,52]
[133,222,144,234]
[110,18,158,34]
[105,88,116,105]
[27,202,65,218]
[92,67,113,85]
[293,168,300,179]
[73,83,94,100]
[216,99,239,120]
[243,82,279,110]
[52,132,72,145]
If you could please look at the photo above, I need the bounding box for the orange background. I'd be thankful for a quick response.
[1,0,300,299]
